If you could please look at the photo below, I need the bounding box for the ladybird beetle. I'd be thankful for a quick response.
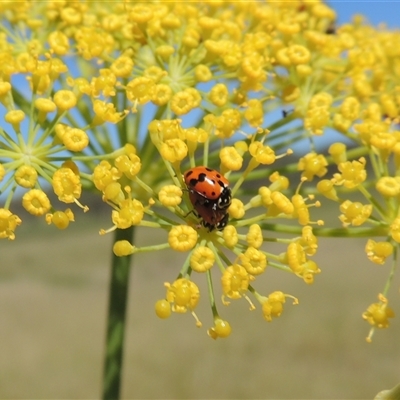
[184,166,232,231]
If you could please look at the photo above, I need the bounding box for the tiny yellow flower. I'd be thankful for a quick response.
[380,94,398,118]
[339,200,372,226]
[304,107,330,136]
[365,240,393,265]
[170,89,199,115]
[260,291,299,322]
[244,99,264,127]
[219,146,243,172]
[165,278,200,314]
[14,165,38,188]
[91,69,117,97]
[376,177,400,197]
[276,21,300,35]
[74,26,114,60]
[52,167,82,204]
[207,318,232,339]
[333,113,352,133]
[301,260,321,284]
[292,194,311,225]
[113,240,135,257]
[221,264,251,300]
[160,139,188,163]
[93,160,122,192]
[222,225,238,248]
[190,246,215,272]
[114,153,141,179]
[298,226,318,256]
[297,152,328,181]
[270,191,294,215]
[287,44,311,65]
[316,179,339,201]
[149,119,183,143]
[22,189,51,216]
[286,242,320,283]
[286,242,306,275]
[126,77,156,106]
[185,127,208,154]
[93,99,128,124]
[103,182,124,204]
[209,83,228,107]
[228,198,245,219]
[240,64,264,89]
[151,84,173,106]
[363,294,395,330]
[46,209,75,230]
[60,7,82,25]
[261,291,285,322]
[246,224,263,249]
[269,172,290,191]
[34,98,56,122]
[340,96,360,121]
[370,132,396,152]
[240,247,267,275]
[48,31,70,55]
[168,225,198,252]
[5,110,25,124]
[62,128,89,152]
[309,92,333,109]
[161,13,181,29]
[155,45,175,59]
[111,199,144,229]
[205,108,241,139]
[258,186,273,207]
[249,142,276,165]
[333,158,367,188]
[195,64,212,82]
[155,299,172,319]
[5,110,25,131]
[0,82,11,98]
[53,90,77,111]
[128,4,153,23]
[0,209,22,240]
[158,185,182,207]
[110,55,134,78]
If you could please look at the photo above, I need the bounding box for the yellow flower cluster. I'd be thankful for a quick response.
[105,118,321,337]
[0,0,399,340]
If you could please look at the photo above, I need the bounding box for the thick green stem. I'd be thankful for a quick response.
[102,226,135,400]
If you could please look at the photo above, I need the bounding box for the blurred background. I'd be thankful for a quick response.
[1,2,400,399]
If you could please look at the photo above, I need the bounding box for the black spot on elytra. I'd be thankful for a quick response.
[189,178,198,187]
[197,173,207,182]
[217,179,225,187]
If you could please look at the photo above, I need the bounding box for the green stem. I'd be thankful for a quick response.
[102,226,135,400]
[258,223,389,237]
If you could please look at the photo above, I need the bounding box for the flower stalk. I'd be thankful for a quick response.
[102,226,135,400]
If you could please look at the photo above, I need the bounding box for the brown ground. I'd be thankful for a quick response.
[0,210,399,399]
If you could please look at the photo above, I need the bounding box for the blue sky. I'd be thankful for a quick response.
[330,1,400,28]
